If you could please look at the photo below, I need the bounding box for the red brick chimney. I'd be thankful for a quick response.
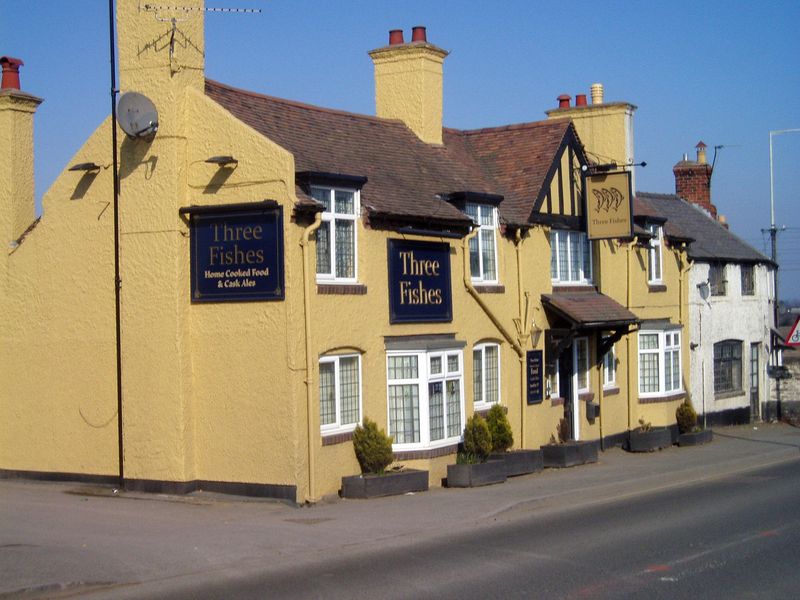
[673,141,717,219]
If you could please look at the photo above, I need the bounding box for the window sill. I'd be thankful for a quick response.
[648,283,667,293]
[603,386,620,397]
[551,283,594,292]
[550,397,565,406]
[317,283,367,295]
[321,430,355,446]
[474,403,505,417]
[715,390,746,401]
[639,391,685,404]
[392,443,459,461]
[578,391,594,402]
[473,284,505,294]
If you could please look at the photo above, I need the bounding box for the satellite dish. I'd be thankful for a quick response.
[117,92,159,140]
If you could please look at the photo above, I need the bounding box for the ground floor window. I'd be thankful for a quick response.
[473,343,500,409]
[575,337,590,392]
[387,349,464,450]
[714,340,743,394]
[639,329,682,396]
[603,340,616,388]
[319,354,361,435]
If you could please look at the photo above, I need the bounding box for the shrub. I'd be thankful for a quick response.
[676,400,698,434]
[463,414,492,462]
[557,417,570,444]
[352,418,394,475]
[486,404,514,453]
[637,417,652,433]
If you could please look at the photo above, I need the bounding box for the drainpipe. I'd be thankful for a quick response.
[300,212,323,502]
[463,228,526,445]
[514,229,527,446]
[626,241,633,432]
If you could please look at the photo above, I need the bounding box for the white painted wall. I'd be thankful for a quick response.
[689,262,774,422]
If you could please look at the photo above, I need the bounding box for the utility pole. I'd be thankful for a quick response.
[767,128,800,421]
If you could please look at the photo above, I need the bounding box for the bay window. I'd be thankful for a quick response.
[387,349,465,450]
[639,329,682,396]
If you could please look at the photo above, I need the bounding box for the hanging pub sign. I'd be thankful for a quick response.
[387,239,452,324]
[526,349,544,405]
[184,201,284,303]
[585,171,633,240]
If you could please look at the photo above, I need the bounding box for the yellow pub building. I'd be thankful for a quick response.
[0,1,690,503]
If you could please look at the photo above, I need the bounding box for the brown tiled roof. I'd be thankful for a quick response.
[542,290,639,329]
[633,195,693,243]
[205,79,574,229]
[452,121,577,225]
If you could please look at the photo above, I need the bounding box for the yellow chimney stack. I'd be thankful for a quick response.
[369,27,448,145]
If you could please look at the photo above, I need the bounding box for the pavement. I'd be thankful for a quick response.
[2,423,799,599]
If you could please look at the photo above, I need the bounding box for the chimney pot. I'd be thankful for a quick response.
[575,94,587,107]
[411,26,427,43]
[388,29,404,46]
[0,56,24,90]
[590,82,604,105]
[696,140,707,165]
[557,94,571,108]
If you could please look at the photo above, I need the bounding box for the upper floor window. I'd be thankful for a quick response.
[709,263,726,296]
[473,343,500,409]
[647,224,663,284]
[466,203,498,283]
[714,340,743,395]
[319,354,361,435]
[387,349,464,450]
[312,186,358,282]
[639,329,682,396]
[741,265,755,296]
[550,230,592,284]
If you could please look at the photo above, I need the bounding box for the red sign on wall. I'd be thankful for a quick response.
[786,316,800,347]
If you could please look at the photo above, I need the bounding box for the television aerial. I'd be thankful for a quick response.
[117,92,159,140]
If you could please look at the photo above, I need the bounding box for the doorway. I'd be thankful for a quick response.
[750,343,760,422]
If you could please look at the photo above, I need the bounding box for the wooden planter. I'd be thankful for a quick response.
[627,427,672,452]
[541,440,598,468]
[678,428,713,447]
[340,469,429,499]
[490,449,543,477]
[446,460,507,487]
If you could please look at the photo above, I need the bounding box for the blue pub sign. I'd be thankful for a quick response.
[526,350,544,404]
[186,202,284,302]
[387,239,452,324]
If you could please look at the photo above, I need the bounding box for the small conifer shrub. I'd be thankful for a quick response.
[352,418,394,475]
[676,400,698,434]
[486,404,513,453]
[557,417,570,444]
[463,414,492,463]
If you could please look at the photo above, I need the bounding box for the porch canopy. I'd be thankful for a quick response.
[542,289,639,359]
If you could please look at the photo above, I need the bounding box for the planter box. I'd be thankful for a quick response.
[678,428,713,447]
[447,460,507,488]
[541,440,598,468]
[627,427,672,452]
[490,449,543,477]
[341,469,429,499]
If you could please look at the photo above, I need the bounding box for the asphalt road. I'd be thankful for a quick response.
[146,458,800,600]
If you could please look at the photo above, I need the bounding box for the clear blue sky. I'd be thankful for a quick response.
[3,1,800,297]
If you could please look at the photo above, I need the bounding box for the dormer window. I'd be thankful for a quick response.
[550,230,592,284]
[465,203,498,283]
[312,186,358,282]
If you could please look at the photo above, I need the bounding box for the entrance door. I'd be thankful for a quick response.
[559,345,576,440]
[750,343,760,421]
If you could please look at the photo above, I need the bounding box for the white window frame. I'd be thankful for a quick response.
[647,224,663,284]
[575,337,590,393]
[603,341,616,389]
[386,348,465,451]
[473,342,501,410]
[319,354,362,436]
[547,358,560,399]
[312,185,359,284]
[466,203,499,283]
[638,329,682,397]
[550,229,593,285]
